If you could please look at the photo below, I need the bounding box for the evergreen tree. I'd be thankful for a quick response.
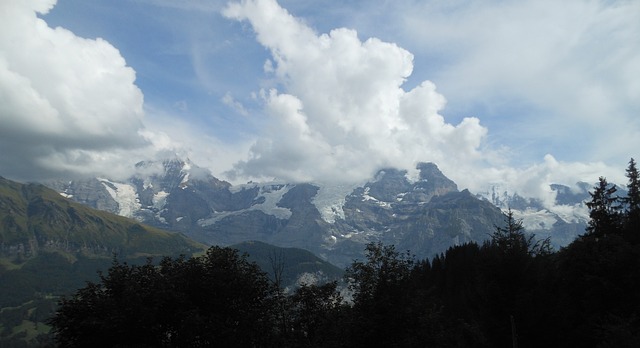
[623,158,640,243]
[481,210,552,347]
[586,177,622,238]
[625,158,640,211]
[491,209,550,256]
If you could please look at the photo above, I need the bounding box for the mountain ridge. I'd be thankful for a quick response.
[44,159,510,266]
[1,176,346,346]
[1,176,205,259]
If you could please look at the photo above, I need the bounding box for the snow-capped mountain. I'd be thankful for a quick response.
[475,182,593,247]
[47,158,530,266]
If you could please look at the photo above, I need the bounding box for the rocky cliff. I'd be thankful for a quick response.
[46,159,507,266]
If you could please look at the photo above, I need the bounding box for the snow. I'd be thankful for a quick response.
[198,211,237,226]
[396,192,407,201]
[312,182,360,223]
[254,184,293,219]
[549,203,589,223]
[99,179,141,218]
[510,203,588,231]
[152,191,169,210]
[476,182,590,229]
[229,181,358,224]
[199,183,293,226]
[362,187,374,201]
[180,172,189,185]
[59,192,73,198]
[361,187,392,209]
[512,209,558,231]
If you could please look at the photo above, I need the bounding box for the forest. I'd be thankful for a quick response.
[49,159,640,347]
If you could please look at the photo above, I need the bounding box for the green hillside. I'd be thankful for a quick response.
[0,176,204,257]
[0,176,206,346]
[232,240,344,287]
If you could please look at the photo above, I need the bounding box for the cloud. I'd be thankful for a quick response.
[390,0,640,163]
[223,0,490,184]
[135,0,222,13]
[221,0,636,213]
[141,102,254,182]
[3,0,635,221]
[222,93,249,116]
[0,0,150,181]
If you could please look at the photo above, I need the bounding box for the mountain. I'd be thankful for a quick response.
[47,159,507,267]
[1,176,204,259]
[231,240,344,289]
[475,181,594,247]
[0,176,206,346]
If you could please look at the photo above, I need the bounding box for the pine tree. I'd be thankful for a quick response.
[586,177,622,238]
[491,209,527,254]
[491,209,550,256]
[625,158,640,212]
[623,158,640,243]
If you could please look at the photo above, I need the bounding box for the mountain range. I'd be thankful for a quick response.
[0,157,597,346]
[45,157,587,267]
[0,176,344,346]
[0,176,208,346]
[476,181,594,247]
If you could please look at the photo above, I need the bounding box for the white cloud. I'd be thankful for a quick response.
[223,0,491,184]
[0,0,150,181]
[135,0,222,13]
[143,104,254,182]
[391,0,640,163]
[2,0,635,218]
[221,0,636,213]
[222,92,249,116]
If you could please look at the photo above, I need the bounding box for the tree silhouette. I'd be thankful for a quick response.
[623,158,640,243]
[586,177,622,238]
[491,209,550,257]
[49,247,278,347]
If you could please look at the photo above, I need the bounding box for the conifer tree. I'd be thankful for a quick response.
[491,209,550,256]
[623,158,640,243]
[586,177,622,238]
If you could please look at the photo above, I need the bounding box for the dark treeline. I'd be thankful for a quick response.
[49,159,640,347]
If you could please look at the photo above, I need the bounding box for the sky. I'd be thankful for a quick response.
[1,0,639,208]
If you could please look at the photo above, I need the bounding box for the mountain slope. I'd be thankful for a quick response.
[47,159,507,267]
[0,176,207,346]
[476,181,593,247]
[232,240,344,288]
[1,176,204,258]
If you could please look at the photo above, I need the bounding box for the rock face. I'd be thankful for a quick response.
[48,178,119,213]
[476,181,594,247]
[325,165,503,265]
[46,159,506,267]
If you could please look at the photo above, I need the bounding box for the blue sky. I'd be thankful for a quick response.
[1,0,639,206]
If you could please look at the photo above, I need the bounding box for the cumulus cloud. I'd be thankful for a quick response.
[3,0,633,221]
[220,0,636,215]
[142,104,254,180]
[223,0,490,184]
[391,0,640,163]
[0,0,150,181]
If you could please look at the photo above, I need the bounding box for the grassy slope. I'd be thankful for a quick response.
[0,176,204,256]
[0,176,207,346]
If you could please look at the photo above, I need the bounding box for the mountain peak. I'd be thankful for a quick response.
[416,162,453,184]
